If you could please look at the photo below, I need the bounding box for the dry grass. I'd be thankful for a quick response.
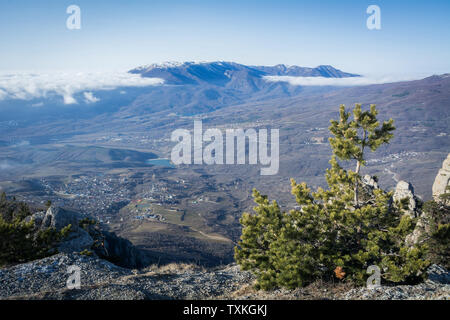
[141,262,206,275]
[220,279,356,300]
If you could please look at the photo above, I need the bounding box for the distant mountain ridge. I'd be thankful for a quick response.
[122,62,360,115]
[129,61,360,86]
[251,64,359,78]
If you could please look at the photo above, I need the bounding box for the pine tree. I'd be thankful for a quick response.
[234,189,284,289]
[439,185,450,205]
[420,188,450,269]
[0,194,72,266]
[329,104,395,207]
[235,104,429,289]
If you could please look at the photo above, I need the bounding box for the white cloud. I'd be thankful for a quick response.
[263,75,423,86]
[83,92,100,103]
[0,71,164,104]
[63,94,77,105]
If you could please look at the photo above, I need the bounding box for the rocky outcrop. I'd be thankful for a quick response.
[393,180,418,217]
[96,231,151,269]
[41,207,82,231]
[28,207,94,254]
[362,175,379,190]
[432,153,450,202]
[405,213,428,246]
[405,155,450,245]
[28,206,149,269]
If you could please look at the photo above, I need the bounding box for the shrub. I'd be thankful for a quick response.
[420,194,450,269]
[80,249,93,256]
[0,193,71,266]
[79,217,97,230]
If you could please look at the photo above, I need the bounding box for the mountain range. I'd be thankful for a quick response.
[0,62,359,121]
[130,61,359,85]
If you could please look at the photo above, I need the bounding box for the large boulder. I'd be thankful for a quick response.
[41,207,82,231]
[362,175,379,189]
[32,206,94,254]
[393,180,418,217]
[58,228,94,253]
[432,153,450,203]
[405,155,450,246]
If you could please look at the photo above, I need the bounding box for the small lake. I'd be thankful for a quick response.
[146,158,176,168]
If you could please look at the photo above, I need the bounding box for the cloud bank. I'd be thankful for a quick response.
[0,72,164,104]
[263,75,422,86]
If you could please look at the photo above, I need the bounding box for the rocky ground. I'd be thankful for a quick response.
[0,253,448,300]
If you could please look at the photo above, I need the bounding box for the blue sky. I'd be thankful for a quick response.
[0,0,449,77]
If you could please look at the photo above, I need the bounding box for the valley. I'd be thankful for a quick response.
[0,62,449,266]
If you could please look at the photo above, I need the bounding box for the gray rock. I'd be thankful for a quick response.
[0,253,253,300]
[1,253,448,300]
[25,211,45,225]
[393,180,418,217]
[339,265,450,300]
[28,206,150,268]
[58,228,94,254]
[0,253,131,299]
[432,153,450,203]
[405,213,428,246]
[427,264,450,284]
[41,207,81,231]
[29,206,95,254]
[97,231,150,269]
[362,175,379,189]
